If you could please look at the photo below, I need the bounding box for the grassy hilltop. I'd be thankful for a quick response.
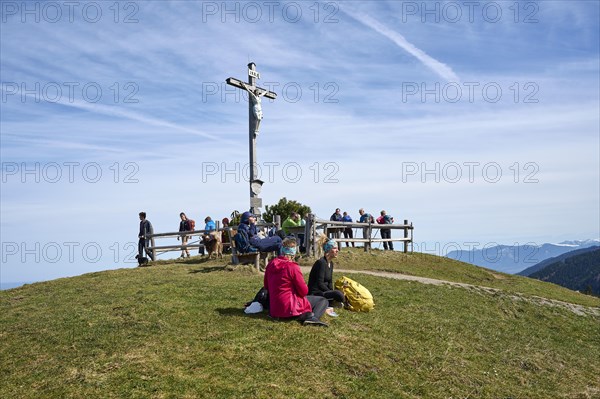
[1,250,599,399]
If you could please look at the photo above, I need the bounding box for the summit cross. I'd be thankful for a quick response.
[226,62,277,216]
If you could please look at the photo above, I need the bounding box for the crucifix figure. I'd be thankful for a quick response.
[226,63,277,216]
[239,82,266,136]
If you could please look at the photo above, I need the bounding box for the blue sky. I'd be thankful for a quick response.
[1,0,599,284]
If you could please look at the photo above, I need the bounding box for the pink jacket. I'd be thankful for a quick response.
[264,256,312,318]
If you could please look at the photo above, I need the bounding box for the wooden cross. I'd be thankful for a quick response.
[226,63,277,217]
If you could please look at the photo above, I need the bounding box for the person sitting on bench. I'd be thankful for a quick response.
[237,211,282,253]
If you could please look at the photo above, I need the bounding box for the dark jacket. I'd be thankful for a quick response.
[179,219,191,232]
[330,212,343,222]
[139,219,152,238]
[307,257,334,295]
[237,221,257,238]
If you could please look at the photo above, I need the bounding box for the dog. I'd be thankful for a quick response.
[202,231,223,259]
[135,254,149,266]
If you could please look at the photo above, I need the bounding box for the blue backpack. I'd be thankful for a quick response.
[234,230,257,253]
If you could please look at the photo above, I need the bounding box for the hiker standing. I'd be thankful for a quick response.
[358,208,373,251]
[178,212,191,258]
[342,211,354,247]
[377,210,394,250]
[138,212,154,261]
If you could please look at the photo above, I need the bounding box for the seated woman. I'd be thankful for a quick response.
[308,235,346,306]
[264,238,329,327]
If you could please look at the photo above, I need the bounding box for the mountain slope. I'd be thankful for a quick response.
[446,240,600,274]
[528,248,600,296]
[1,251,599,399]
[518,245,600,277]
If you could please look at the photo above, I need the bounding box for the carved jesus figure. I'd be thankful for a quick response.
[240,82,266,136]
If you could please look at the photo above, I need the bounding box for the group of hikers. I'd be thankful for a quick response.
[138,209,384,327]
[137,207,396,261]
[137,211,230,261]
[329,208,396,251]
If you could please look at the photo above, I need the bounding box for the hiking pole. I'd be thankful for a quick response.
[373,229,382,249]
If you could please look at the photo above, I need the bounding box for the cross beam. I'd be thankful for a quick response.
[225,77,277,100]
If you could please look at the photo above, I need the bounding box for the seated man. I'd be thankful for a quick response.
[282,212,301,235]
[282,212,306,252]
[237,211,282,253]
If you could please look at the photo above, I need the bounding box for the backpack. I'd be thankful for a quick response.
[252,287,269,309]
[188,219,196,231]
[234,230,257,253]
[334,276,374,312]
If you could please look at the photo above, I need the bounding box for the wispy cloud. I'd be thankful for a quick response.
[341,7,460,82]
[1,87,235,144]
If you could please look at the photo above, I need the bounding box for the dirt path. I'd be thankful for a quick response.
[301,266,492,288]
[299,267,600,317]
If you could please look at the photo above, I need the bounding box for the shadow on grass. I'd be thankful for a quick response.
[188,266,226,274]
[216,307,299,325]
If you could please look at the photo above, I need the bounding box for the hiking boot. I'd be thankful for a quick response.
[297,312,314,323]
[303,318,328,327]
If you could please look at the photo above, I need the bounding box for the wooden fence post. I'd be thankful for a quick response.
[410,221,414,253]
[366,218,372,253]
[311,214,318,257]
[229,227,239,264]
[150,224,156,260]
[404,219,408,253]
[304,215,312,257]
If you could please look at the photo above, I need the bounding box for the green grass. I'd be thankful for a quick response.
[297,248,600,308]
[1,253,599,398]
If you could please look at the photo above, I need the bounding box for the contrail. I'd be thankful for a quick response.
[342,8,460,82]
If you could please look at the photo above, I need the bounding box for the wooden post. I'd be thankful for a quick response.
[150,224,156,261]
[247,63,259,215]
[300,216,310,256]
[304,215,311,257]
[363,218,371,252]
[410,222,414,253]
[229,227,238,264]
[311,214,318,257]
[404,219,408,253]
[274,214,281,228]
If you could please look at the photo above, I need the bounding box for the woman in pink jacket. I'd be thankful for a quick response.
[264,238,329,327]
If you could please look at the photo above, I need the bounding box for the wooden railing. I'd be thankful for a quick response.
[303,215,414,257]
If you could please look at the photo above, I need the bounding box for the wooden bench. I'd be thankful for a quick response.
[229,236,273,271]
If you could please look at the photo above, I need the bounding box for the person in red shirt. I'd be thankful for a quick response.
[264,238,329,327]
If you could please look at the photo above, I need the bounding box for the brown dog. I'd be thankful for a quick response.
[202,231,223,259]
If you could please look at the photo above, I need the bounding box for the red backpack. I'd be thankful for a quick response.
[188,219,196,232]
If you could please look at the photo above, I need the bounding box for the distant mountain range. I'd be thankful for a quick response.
[518,246,600,276]
[446,239,600,274]
[526,248,600,296]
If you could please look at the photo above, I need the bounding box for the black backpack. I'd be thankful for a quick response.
[245,287,269,309]
[234,230,257,253]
